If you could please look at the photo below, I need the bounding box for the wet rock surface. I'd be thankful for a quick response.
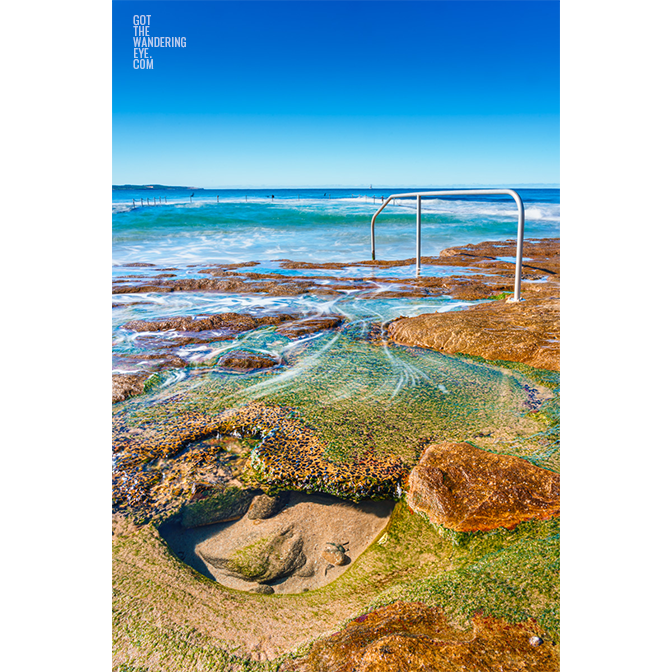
[123,311,296,334]
[277,315,344,338]
[113,310,347,402]
[280,602,558,672]
[112,239,558,303]
[388,238,559,370]
[389,295,559,371]
[217,350,279,371]
[407,442,559,532]
[112,373,149,403]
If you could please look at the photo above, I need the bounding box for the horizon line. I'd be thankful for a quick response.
[113,183,561,189]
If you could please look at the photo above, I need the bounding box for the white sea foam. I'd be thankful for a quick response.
[113,190,559,266]
[113,191,559,223]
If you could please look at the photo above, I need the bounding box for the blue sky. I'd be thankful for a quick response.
[113,1,559,187]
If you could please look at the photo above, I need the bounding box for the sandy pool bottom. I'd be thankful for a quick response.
[160,492,395,594]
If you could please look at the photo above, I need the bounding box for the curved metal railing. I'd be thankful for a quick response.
[370,189,526,301]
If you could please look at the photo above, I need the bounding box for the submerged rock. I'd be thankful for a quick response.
[217,350,279,371]
[321,542,348,566]
[181,486,254,529]
[407,442,559,532]
[199,525,306,583]
[276,315,344,338]
[280,602,558,672]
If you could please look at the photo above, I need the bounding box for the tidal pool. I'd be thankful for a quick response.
[113,289,556,519]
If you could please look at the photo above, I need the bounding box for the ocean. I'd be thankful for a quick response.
[112,187,559,268]
[113,184,559,470]
[112,188,559,414]
[112,184,560,642]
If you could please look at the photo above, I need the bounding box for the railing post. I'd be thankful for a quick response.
[511,191,525,302]
[371,217,376,260]
[416,195,422,276]
[369,188,525,299]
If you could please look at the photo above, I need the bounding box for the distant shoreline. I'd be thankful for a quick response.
[113,184,560,192]
[113,184,204,191]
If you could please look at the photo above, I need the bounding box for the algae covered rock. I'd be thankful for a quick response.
[247,492,290,520]
[280,602,558,672]
[199,525,306,582]
[181,486,254,529]
[407,442,559,532]
[112,373,148,403]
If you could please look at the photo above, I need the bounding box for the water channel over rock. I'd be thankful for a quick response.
[113,285,556,523]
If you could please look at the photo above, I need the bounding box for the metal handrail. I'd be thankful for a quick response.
[370,189,526,301]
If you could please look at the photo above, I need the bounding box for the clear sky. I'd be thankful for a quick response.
[112,0,559,188]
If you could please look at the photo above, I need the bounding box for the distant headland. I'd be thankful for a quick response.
[113,185,204,191]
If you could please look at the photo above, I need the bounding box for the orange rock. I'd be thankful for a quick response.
[388,297,559,371]
[281,601,558,672]
[407,442,559,532]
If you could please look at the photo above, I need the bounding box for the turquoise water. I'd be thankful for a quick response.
[112,187,559,267]
[112,187,559,425]
[112,291,480,375]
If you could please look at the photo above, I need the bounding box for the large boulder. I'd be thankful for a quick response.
[199,525,306,583]
[407,442,559,532]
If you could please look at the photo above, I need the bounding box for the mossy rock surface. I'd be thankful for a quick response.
[181,486,254,529]
[248,492,290,520]
[201,525,306,582]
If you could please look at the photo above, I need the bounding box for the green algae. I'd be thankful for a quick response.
[450,354,560,472]
[228,537,273,580]
[362,510,560,641]
[114,325,551,472]
[368,528,560,641]
[489,291,514,300]
[226,534,291,581]
[114,501,559,669]
[113,316,560,669]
